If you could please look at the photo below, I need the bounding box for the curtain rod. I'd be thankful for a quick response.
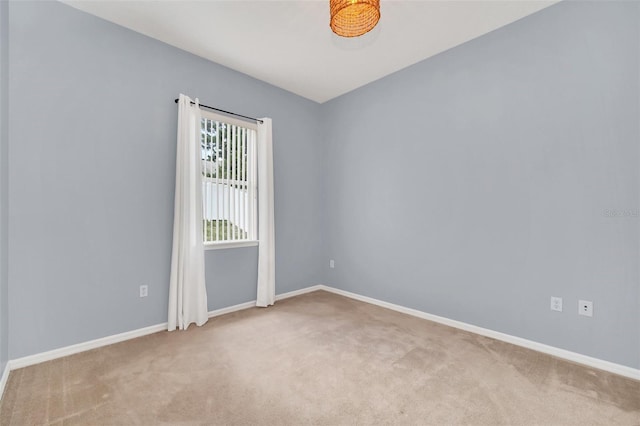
[174,98,263,124]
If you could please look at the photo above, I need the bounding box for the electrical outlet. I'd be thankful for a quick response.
[550,296,563,312]
[139,285,148,298]
[578,300,593,317]
[329,259,335,269]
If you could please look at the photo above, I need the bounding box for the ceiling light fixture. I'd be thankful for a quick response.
[330,0,380,38]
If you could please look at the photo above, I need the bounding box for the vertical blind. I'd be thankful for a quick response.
[201,113,257,244]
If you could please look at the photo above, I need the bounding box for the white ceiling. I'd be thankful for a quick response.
[62,0,557,103]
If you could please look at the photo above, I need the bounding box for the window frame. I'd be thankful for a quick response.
[200,109,258,251]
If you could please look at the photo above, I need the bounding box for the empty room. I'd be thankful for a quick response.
[0,0,638,424]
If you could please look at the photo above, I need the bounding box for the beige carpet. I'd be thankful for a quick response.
[0,290,638,425]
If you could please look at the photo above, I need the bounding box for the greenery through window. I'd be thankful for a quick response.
[200,112,257,245]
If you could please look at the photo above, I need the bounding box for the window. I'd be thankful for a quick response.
[200,110,258,249]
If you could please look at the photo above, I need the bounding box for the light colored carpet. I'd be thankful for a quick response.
[0,290,638,425]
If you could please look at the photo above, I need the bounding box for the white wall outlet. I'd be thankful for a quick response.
[329,259,335,269]
[550,296,563,312]
[578,300,593,317]
[139,285,148,298]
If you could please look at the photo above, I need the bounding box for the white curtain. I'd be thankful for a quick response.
[256,118,276,307]
[168,94,209,330]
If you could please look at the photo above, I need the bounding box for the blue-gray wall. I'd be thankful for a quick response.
[7,0,324,359]
[323,1,639,369]
[4,0,638,370]
[0,0,9,373]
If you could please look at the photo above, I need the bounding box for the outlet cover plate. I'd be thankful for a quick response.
[578,300,593,317]
[550,296,563,312]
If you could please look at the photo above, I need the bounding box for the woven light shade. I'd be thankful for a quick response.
[330,0,380,38]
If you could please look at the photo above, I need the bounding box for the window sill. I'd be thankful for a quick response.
[204,240,259,250]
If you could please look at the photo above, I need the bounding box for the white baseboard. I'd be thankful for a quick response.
[206,285,323,318]
[6,285,322,374]
[276,284,323,301]
[0,362,9,400]
[208,300,256,318]
[317,285,640,381]
[9,323,168,371]
[2,282,636,403]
